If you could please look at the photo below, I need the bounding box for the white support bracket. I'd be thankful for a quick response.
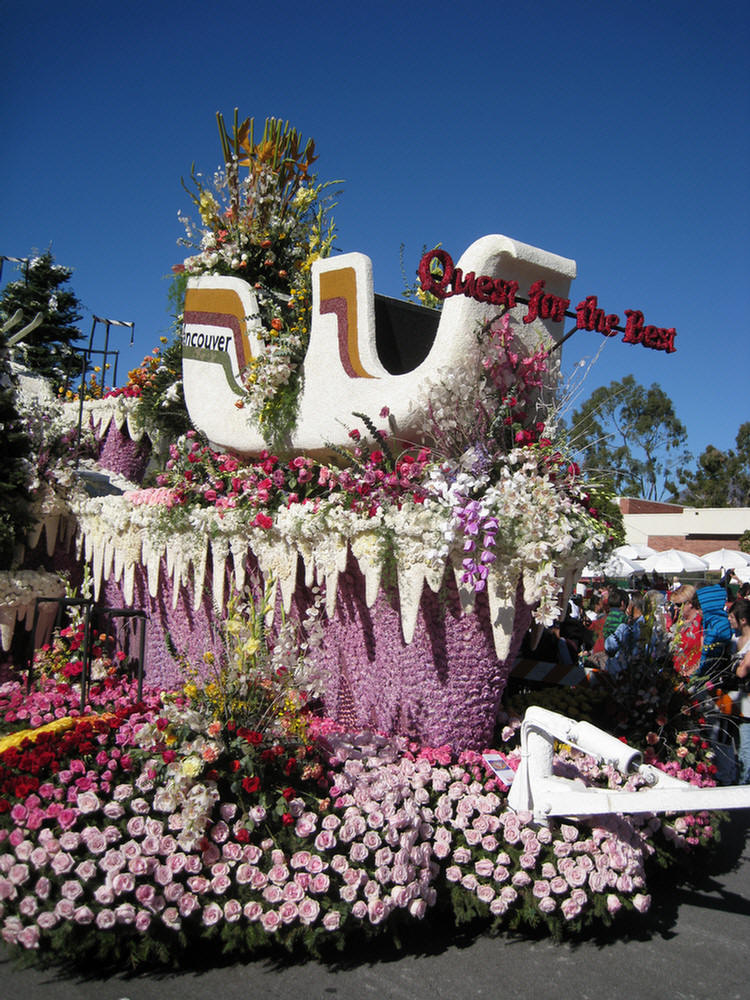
[507,706,750,822]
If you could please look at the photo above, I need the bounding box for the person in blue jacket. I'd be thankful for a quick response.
[693,584,737,783]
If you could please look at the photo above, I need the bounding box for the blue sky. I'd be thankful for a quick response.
[2,0,748,466]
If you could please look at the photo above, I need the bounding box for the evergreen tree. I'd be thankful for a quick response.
[0,317,33,568]
[0,251,84,387]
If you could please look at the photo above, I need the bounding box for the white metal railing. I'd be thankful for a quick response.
[507,706,750,821]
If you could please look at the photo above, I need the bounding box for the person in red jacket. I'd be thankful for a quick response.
[670,584,702,677]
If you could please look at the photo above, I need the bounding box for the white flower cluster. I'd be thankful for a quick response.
[242,330,305,420]
[0,570,66,608]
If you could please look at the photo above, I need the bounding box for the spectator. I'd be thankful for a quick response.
[670,584,702,677]
[728,599,750,784]
[604,594,645,675]
[602,588,628,641]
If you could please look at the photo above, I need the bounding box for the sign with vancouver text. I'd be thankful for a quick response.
[419,248,677,354]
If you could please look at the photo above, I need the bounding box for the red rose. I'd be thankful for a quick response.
[242,776,260,794]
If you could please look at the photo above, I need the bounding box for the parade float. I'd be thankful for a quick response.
[1,113,743,970]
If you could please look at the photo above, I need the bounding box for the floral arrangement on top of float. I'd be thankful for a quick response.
[173,111,338,445]
[0,564,726,971]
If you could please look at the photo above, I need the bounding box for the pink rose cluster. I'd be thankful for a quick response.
[0,679,676,965]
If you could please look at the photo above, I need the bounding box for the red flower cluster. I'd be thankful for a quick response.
[0,715,116,804]
[149,424,434,525]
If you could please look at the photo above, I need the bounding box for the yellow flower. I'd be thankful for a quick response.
[242,637,260,656]
[0,716,76,753]
[181,756,202,778]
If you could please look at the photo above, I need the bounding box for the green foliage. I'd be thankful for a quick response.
[0,251,84,387]
[678,421,750,507]
[134,336,192,446]
[568,374,689,501]
[0,322,33,566]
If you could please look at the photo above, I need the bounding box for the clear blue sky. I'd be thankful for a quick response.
[2,0,748,466]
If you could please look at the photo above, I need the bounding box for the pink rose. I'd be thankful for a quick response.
[561,897,582,920]
[187,875,209,894]
[263,885,283,905]
[224,899,242,922]
[128,856,148,877]
[307,854,326,874]
[155,865,174,887]
[283,881,304,903]
[310,873,330,895]
[243,901,263,921]
[632,893,651,913]
[235,863,254,885]
[222,842,242,862]
[96,909,116,930]
[74,905,95,924]
[250,870,268,890]
[606,894,622,915]
[477,884,495,905]
[211,874,231,895]
[314,830,336,852]
[202,902,223,926]
[141,835,161,856]
[349,843,368,863]
[295,816,317,838]
[34,876,51,900]
[299,897,321,925]
[164,882,184,904]
[54,897,75,920]
[19,896,38,918]
[75,859,97,881]
[100,849,126,873]
[178,893,199,918]
[261,909,281,932]
[243,844,263,865]
[37,910,59,930]
[81,828,107,854]
[279,901,299,924]
[93,884,115,906]
[17,925,40,950]
[269,864,290,885]
[112,872,135,895]
[77,790,101,814]
[339,884,358,904]
[114,902,136,924]
[367,898,387,925]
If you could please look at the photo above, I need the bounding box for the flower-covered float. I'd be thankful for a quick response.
[68,112,615,753]
[1,112,741,970]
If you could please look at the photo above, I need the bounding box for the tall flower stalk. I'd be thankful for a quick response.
[177,112,338,446]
